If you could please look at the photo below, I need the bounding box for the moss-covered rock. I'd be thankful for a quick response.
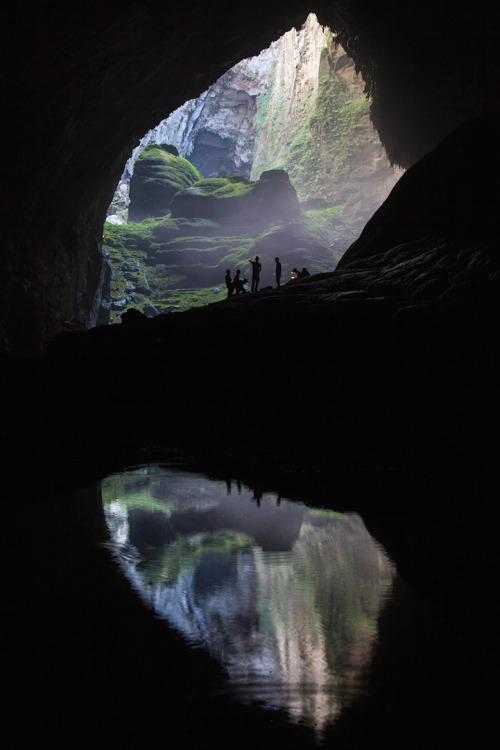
[103,213,257,321]
[104,158,343,320]
[128,145,201,221]
[169,171,299,223]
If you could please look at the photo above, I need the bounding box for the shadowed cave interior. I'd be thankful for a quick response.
[2,1,500,747]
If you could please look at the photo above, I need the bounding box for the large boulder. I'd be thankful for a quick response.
[169,170,299,223]
[128,145,201,221]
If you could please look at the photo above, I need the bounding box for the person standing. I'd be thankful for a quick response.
[225,269,233,297]
[275,257,282,288]
[249,255,261,293]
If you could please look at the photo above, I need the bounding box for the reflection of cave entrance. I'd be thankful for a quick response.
[103,464,396,736]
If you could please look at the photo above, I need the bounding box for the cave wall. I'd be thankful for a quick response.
[1,1,498,354]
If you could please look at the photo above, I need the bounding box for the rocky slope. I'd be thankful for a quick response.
[104,168,338,321]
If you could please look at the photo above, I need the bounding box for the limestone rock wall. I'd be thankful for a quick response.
[251,15,402,221]
[123,46,276,182]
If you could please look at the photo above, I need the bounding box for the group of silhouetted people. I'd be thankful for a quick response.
[225,256,310,298]
[291,267,310,279]
[225,268,248,296]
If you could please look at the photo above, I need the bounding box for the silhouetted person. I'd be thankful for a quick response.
[275,257,282,287]
[299,267,310,278]
[249,255,261,292]
[253,487,263,506]
[225,269,233,297]
[291,268,300,280]
[233,269,247,294]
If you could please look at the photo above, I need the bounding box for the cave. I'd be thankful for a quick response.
[2,2,500,747]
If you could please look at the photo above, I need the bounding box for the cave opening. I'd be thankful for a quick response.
[101,13,403,325]
[3,3,500,747]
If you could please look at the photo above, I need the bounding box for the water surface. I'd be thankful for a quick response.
[102,465,396,735]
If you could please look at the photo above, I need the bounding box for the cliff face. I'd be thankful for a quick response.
[124,46,276,181]
[251,14,329,181]
[110,14,400,248]
[251,14,401,222]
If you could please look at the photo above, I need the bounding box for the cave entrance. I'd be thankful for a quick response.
[102,13,402,324]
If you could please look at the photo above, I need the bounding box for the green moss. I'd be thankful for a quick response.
[103,211,258,320]
[129,146,201,221]
[254,86,272,134]
[182,176,254,199]
[251,32,378,216]
[154,287,227,311]
[134,145,201,186]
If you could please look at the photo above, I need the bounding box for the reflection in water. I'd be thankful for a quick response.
[102,466,395,735]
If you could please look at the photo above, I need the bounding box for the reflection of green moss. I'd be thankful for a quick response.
[148,530,255,584]
[102,473,168,513]
[308,508,350,521]
[257,516,394,679]
[102,470,224,513]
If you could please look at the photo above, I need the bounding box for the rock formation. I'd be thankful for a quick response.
[2,1,498,355]
[121,39,275,182]
[250,14,401,217]
[105,14,405,320]
[112,14,400,249]
[170,169,299,222]
[128,145,201,221]
[104,167,336,319]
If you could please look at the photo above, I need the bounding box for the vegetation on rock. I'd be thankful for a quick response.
[128,145,201,221]
[103,165,339,322]
[170,171,298,222]
[251,20,401,249]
